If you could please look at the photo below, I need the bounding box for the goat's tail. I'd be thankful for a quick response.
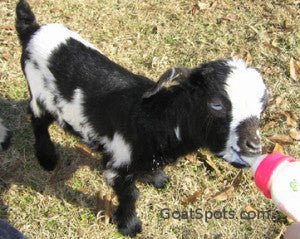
[16,0,39,47]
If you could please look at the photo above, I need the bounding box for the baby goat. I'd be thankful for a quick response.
[0,119,11,151]
[16,0,268,236]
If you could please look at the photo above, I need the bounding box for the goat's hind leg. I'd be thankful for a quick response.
[30,106,58,171]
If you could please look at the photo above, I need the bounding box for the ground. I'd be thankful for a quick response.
[0,0,299,238]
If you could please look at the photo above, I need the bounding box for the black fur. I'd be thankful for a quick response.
[15,0,40,48]
[46,38,232,172]
[30,111,58,171]
[113,174,142,237]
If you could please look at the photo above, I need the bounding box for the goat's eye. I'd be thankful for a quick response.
[210,103,223,111]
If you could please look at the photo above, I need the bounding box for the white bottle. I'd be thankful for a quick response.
[250,153,300,222]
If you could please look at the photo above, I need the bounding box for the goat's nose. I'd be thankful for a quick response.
[244,138,262,155]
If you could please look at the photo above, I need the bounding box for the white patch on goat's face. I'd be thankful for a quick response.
[174,126,181,141]
[101,132,132,168]
[104,169,118,186]
[221,59,267,165]
[226,59,265,127]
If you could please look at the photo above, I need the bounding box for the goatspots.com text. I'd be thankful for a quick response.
[160,208,279,222]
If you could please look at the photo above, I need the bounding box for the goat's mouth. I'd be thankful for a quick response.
[230,147,251,168]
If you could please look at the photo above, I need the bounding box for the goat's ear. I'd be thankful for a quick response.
[143,67,191,99]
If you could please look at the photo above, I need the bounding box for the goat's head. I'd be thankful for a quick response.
[143,58,268,168]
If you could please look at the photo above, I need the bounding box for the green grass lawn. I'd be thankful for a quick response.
[0,0,299,238]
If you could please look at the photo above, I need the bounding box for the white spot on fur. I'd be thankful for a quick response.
[24,59,98,145]
[26,24,102,103]
[24,62,51,114]
[101,132,132,168]
[174,126,181,141]
[104,169,118,186]
[221,59,267,164]
[256,130,261,140]
[24,61,48,117]
[24,25,101,146]
[27,24,101,61]
[170,68,176,80]
[57,89,83,131]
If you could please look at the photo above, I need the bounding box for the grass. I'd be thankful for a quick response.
[0,0,299,238]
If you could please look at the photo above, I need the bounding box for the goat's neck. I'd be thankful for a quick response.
[143,92,203,159]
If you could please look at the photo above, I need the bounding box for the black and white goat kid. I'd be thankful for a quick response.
[16,0,268,236]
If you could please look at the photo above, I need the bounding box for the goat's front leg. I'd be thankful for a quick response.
[112,173,141,237]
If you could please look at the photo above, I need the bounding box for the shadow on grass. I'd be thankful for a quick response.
[0,98,105,222]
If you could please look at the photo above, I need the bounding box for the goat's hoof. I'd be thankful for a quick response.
[35,144,58,171]
[151,170,170,189]
[118,217,142,237]
[0,130,12,151]
[38,154,58,171]
[141,169,170,189]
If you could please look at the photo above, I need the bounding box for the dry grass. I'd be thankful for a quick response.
[0,0,299,238]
